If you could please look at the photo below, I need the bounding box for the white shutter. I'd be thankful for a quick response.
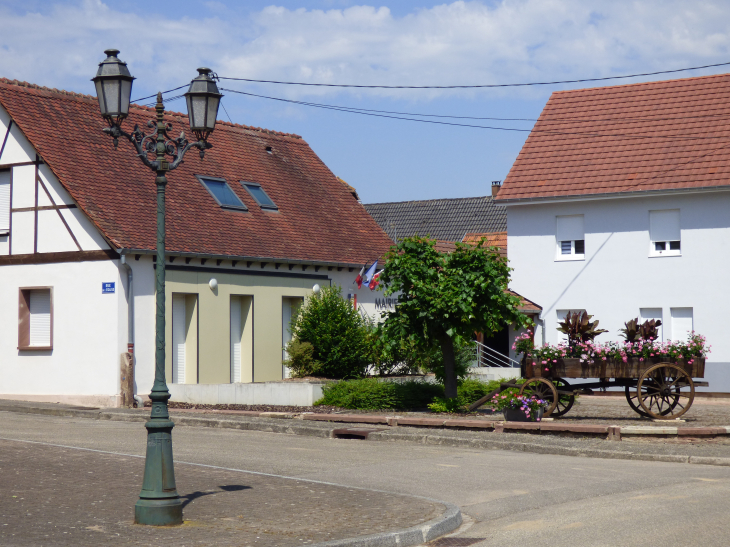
[640,308,663,341]
[172,295,186,384]
[29,289,51,346]
[0,170,10,232]
[230,297,242,383]
[556,215,584,242]
[650,210,680,242]
[670,307,693,342]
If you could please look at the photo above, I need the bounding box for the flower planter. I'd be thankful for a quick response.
[523,357,705,380]
[503,407,544,422]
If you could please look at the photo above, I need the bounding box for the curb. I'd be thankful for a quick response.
[310,502,462,547]
[3,401,730,468]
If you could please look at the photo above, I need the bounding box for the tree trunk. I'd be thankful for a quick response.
[441,336,458,399]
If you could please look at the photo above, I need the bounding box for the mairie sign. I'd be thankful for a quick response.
[374,297,396,310]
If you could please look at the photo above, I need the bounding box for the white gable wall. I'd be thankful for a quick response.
[507,189,730,391]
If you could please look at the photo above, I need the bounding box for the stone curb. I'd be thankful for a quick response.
[3,401,730,469]
[309,502,462,547]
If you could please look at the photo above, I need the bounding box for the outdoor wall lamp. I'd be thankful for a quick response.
[92,49,223,527]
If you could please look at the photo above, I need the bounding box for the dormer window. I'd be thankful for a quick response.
[242,181,278,210]
[197,176,247,211]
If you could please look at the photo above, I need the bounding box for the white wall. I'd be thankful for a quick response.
[0,259,125,405]
[507,190,730,391]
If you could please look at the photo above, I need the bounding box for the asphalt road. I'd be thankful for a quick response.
[1,411,730,547]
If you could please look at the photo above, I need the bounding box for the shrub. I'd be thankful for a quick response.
[427,378,524,413]
[284,340,319,377]
[287,285,370,379]
[315,378,443,410]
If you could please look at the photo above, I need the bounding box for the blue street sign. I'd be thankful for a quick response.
[102,282,116,294]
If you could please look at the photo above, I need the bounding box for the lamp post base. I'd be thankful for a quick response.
[134,498,183,526]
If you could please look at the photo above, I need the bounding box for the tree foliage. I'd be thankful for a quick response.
[286,285,370,379]
[379,237,530,398]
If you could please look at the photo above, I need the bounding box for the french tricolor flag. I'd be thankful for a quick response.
[369,269,383,290]
[354,263,367,289]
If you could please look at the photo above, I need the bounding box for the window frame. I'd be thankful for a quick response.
[649,209,681,258]
[18,286,54,351]
[555,215,585,262]
[196,175,248,211]
[241,181,278,211]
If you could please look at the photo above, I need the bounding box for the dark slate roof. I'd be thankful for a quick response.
[0,78,392,265]
[363,196,506,242]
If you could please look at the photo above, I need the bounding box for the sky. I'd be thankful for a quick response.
[1,0,730,203]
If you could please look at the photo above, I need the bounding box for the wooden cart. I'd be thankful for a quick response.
[469,357,708,420]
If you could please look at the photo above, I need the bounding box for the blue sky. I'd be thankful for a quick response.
[2,0,730,203]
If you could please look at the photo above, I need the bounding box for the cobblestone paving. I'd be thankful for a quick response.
[0,439,441,547]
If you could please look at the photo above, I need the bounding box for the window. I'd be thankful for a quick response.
[556,215,585,260]
[18,288,53,350]
[640,308,663,341]
[172,294,198,384]
[649,209,680,256]
[670,307,693,341]
[230,295,253,383]
[282,297,304,378]
[197,176,247,210]
[0,170,9,235]
[242,182,278,210]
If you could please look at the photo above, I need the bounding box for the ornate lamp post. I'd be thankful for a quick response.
[92,49,222,526]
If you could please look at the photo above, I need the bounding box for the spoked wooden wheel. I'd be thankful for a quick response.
[519,378,558,416]
[551,378,575,417]
[637,363,695,420]
[625,384,680,418]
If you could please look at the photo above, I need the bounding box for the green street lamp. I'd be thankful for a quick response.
[92,49,222,526]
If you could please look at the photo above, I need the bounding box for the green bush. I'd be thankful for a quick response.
[284,340,319,377]
[427,378,502,413]
[286,285,370,379]
[315,378,443,410]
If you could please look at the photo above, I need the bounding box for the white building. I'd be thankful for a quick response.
[498,73,730,392]
[0,78,392,406]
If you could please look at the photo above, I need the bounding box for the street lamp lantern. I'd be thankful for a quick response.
[92,49,135,127]
[92,49,221,527]
[184,67,223,143]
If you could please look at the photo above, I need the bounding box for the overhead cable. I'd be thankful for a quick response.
[217,60,730,89]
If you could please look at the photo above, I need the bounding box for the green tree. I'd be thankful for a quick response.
[287,285,370,379]
[379,237,530,399]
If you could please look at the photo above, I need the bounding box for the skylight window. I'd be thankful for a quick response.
[197,176,247,211]
[241,182,278,210]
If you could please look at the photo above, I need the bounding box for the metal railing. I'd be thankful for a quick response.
[473,340,520,368]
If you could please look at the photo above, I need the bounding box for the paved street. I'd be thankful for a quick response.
[2,411,730,546]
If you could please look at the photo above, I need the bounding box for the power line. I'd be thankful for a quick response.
[218,60,730,89]
[220,87,730,141]
[132,85,187,104]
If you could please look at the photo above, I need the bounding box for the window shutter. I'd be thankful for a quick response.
[172,295,186,384]
[556,215,584,242]
[0,170,10,232]
[230,297,242,383]
[670,307,693,341]
[650,210,680,242]
[29,289,51,346]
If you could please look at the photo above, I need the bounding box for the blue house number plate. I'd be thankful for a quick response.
[102,282,116,294]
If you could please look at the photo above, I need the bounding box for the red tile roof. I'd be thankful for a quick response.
[0,78,392,264]
[498,73,730,201]
[462,231,507,257]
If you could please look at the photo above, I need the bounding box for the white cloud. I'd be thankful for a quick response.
[1,0,730,100]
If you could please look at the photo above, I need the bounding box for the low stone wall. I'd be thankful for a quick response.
[167,381,326,406]
[468,367,521,382]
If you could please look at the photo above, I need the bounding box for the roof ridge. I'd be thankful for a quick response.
[0,77,301,139]
[365,195,494,206]
[552,71,730,95]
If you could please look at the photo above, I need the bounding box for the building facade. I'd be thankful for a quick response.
[0,78,392,406]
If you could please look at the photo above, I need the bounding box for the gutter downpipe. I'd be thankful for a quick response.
[120,252,142,407]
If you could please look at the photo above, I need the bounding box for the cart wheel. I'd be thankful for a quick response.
[637,363,695,420]
[519,378,558,416]
[551,378,575,417]
[625,385,651,418]
[625,384,680,418]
